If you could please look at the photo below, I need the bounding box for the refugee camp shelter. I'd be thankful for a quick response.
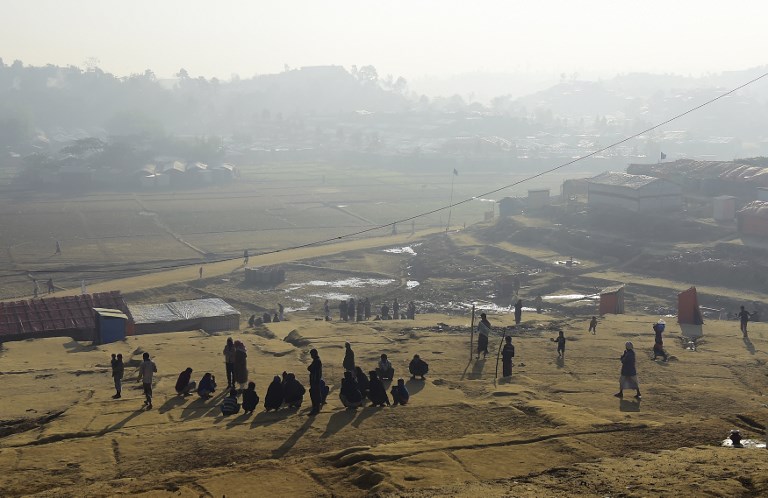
[94,308,128,344]
[713,195,737,221]
[0,292,131,343]
[129,298,240,335]
[498,197,524,217]
[737,201,768,237]
[527,189,550,210]
[587,172,682,213]
[245,267,286,286]
[677,287,703,325]
[599,285,625,315]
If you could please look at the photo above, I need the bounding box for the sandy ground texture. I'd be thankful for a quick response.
[1,310,768,497]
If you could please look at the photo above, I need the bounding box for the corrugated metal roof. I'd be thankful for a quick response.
[738,200,768,217]
[588,171,660,189]
[0,291,130,338]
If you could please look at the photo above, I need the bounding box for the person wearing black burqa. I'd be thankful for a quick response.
[514,299,523,325]
[501,336,515,377]
[343,342,356,372]
[307,349,323,416]
[283,373,306,408]
[355,367,370,400]
[339,370,364,409]
[367,370,391,407]
[264,375,283,411]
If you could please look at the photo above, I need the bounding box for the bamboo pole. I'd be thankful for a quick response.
[469,304,476,360]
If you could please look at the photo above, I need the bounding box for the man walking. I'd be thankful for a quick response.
[111,353,124,399]
[738,305,751,337]
[138,352,157,409]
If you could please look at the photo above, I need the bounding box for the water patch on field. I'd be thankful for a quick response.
[543,294,598,303]
[721,438,766,449]
[383,246,417,255]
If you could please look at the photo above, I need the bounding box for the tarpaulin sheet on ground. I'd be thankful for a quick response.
[678,286,704,325]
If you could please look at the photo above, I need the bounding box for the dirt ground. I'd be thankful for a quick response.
[3,188,768,496]
[1,310,767,497]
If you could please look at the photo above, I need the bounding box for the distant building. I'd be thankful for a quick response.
[712,195,737,222]
[587,171,682,213]
[498,197,524,217]
[527,189,550,210]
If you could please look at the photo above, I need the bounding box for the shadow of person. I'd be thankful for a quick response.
[619,398,641,412]
[271,417,314,458]
[320,408,357,439]
[743,337,756,355]
[225,411,253,428]
[467,358,486,380]
[250,408,288,428]
[459,359,473,381]
[405,378,425,396]
[556,356,564,369]
[352,405,381,429]
[106,407,145,432]
[180,391,226,420]
[158,395,188,414]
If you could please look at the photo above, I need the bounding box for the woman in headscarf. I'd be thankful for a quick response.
[615,341,641,399]
[339,370,364,409]
[367,370,390,407]
[477,313,491,360]
[264,375,283,411]
[197,372,217,398]
[283,373,306,408]
[343,342,356,372]
[233,340,248,390]
[408,354,429,379]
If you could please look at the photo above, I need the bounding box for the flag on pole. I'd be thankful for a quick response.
[453,168,459,176]
[660,152,667,161]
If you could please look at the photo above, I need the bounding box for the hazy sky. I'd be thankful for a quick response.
[2,0,766,81]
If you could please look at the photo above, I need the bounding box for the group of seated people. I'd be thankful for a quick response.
[175,368,218,398]
[262,371,331,412]
[173,351,430,416]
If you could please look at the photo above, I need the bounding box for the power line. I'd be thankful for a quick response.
[5,71,768,281]
[237,71,768,257]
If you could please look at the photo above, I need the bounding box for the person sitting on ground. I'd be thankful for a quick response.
[355,367,370,400]
[319,378,330,405]
[367,371,391,407]
[220,389,241,416]
[390,378,410,406]
[283,373,306,408]
[262,312,271,323]
[264,375,283,411]
[339,371,364,409]
[409,354,429,379]
[376,353,395,380]
[729,429,743,448]
[197,373,217,398]
[241,381,260,414]
[175,367,197,395]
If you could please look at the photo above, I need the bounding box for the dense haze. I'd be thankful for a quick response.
[2,0,768,185]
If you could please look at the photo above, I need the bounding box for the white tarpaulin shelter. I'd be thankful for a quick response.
[129,298,240,334]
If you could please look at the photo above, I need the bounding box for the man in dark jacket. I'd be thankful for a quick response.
[308,349,323,416]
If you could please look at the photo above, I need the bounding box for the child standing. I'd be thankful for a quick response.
[552,330,566,358]
[588,316,597,334]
